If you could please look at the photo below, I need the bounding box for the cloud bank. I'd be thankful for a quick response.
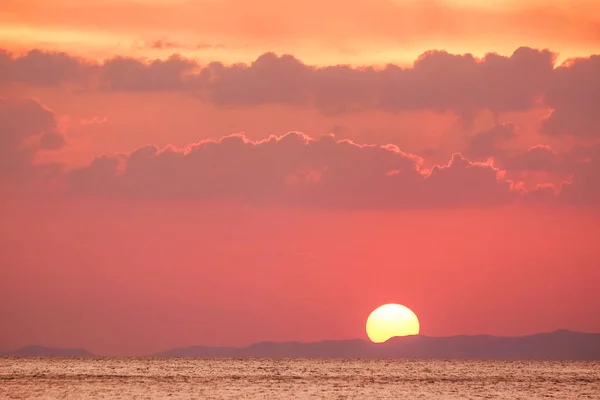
[67,132,520,209]
[1,47,600,138]
[2,46,599,208]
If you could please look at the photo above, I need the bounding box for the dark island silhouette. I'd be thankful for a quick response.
[153,330,600,360]
[3,330,599,359]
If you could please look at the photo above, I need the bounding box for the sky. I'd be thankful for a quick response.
[1,0,600,356]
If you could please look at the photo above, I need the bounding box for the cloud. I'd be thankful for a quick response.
[499,143,600,174]
[497,143,600,206]
[200,47,556,117]
[522,183,560,203]
[501,145,567,173]
[134,40,225,51]
[0,97,66,180]
[146,40,184,50]
[0,94,595,208]
[0,49,93,87]
[100,54,199,91]
[39,131,67,150]
[0,46,561,117]
[65,131,600,208]
[68,132,518,209]
[558,158,600,206]
[556,144,600,206]
[464,123,516,160]
[3,46,600,141]
[542,55,600,138]
[421,153,516,207]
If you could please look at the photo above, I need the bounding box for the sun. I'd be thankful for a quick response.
[366,303,420,343]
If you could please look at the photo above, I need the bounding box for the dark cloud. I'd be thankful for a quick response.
[420,153,515,207]
[499,143,600,174]
[522,184,559,204]
[542,55,600,138]
[498,143,600,206]
[39,131,68,150]
[67,132,600,208]
[68,132,517,209]
[0,51,11,86]
[147,40,183,50]
[2,46,600,139]
[0,46,571,115]
[100,55,199,91]
[555,144,600,206]
[136,40,226,51]
[0,49,93,87]
[0,98,66,180]
[203,53,313,108]
[464,123,516,160]
[0,91,594,207]
[558,157,600,206]
[1,46,599,207]
[500,145,567,173]
[200,47,555,116]
[380,47,554,116]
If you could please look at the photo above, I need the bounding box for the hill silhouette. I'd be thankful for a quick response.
[153,330,600,360]
[3,331,599,359]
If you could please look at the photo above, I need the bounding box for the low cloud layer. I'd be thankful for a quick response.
[463,123,517,160]
[63,131,599,209]
[0,91,596,209]
[2,47,600,137]
[0,98,66,181]
[68,132,518,209]
[1,92,598,208]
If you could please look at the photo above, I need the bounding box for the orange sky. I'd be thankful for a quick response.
[2,0,600,65]
[2,199,599,355]
[1,0,600,355]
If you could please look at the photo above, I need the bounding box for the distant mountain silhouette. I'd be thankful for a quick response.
[3,331,599,359]
[1,345,94,357]
[154,330,600,360]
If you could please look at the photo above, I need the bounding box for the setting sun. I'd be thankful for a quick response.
[366,304,420,343]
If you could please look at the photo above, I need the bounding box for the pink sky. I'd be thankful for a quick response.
[1,0,600,356]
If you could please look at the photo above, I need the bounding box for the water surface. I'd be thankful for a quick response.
[1,358,599,399]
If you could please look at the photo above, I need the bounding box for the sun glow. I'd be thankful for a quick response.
[366,303,420,343]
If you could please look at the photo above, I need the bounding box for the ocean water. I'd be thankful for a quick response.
[1,358,599,399]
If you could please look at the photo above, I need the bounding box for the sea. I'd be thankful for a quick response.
[1,358,599,399]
